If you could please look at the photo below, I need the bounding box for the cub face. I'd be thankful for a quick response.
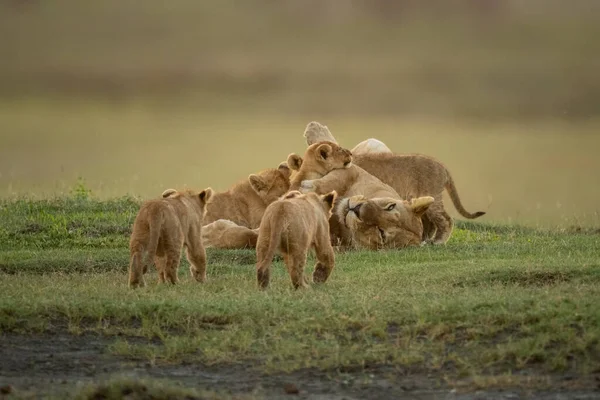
[248,163,292,205]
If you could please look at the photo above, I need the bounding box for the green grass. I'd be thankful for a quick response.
[6,377,249,400]
[1,195,599,389]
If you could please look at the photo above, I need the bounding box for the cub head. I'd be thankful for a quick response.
[248,164,292,205]
[302,190,338,216]
[335,195,434,250]
[161,187,213,212]
[320,190,337,216]
[296,141,352,175]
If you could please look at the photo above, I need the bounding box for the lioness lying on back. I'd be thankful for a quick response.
[256,190,337,290]
[128,188,213,288]
[293,157,435,249]
[302,121,485,244]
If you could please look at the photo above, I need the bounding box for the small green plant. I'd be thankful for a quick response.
[70,177,93,200]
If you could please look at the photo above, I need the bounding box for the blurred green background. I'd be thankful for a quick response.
[1,0,599,227]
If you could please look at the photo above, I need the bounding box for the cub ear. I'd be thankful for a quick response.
[249,174,268,194]
[286,153,303,171]
[321,190,338,210]
[162,188,177,198]
[277,162,291,179]
[407,196,434,217]
[316,143,332,161]
[283,190,302,200]
[199,187,213,204]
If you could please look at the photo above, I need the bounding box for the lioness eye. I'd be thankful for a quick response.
[385,204,396,211]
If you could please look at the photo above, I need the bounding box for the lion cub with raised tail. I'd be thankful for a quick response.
[256,190,337,290]
[128,188,213,288]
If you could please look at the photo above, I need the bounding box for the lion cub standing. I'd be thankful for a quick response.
[256,190,337,290]
[128,188,213,288]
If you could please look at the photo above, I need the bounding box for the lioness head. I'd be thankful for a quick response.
[335,195,434,249]
[248,163,292,205]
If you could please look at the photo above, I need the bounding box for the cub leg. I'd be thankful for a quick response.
[186,236,207,283]
[128,251,146,288]
[312,230,335,284]
[256,236,273,290]
[425,200,454,245]
[286,250,309,289]
[154,255,167,283]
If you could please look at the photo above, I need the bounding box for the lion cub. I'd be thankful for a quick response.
[128,188,213,288]
[256,190,337,290]
[288,141,352,191]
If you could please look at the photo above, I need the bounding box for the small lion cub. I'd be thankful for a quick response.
[128,188,213,288]
[256,190,337,289]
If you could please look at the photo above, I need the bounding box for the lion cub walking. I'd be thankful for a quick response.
[128,188,213,288]
[256,190,337,289]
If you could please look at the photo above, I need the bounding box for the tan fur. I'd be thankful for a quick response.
[351,153,485,243]
[298,163,434,249]
[335,195,434,250]
[202,164,291,229]
[301,121,485,244]
[128,188,213,288]
[202,219,259,249]
[256,191,337,290]
[288,141,352,191]
[200,192,302,250]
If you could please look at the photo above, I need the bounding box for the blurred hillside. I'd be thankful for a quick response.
[2,0,599,119]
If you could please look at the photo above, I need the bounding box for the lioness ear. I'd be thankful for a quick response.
[316,143,332,161]
[321,190,337,210]
[277,162,291,179]
[199,187,213,204]
[249,174,268,194]
[162,188,177,198]
[286,154,303,171]
[408,196,434,217]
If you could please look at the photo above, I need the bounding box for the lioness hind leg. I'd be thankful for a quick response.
[186,240,207,283]
[312,233,335,284]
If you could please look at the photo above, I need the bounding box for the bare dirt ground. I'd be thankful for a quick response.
[1,333,598,400]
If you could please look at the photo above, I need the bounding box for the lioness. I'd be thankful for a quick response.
[202,163,291,229]
[128,188,213,288]
[256,190,337,289]
[287,141,352,191]
[295,159,435,249]
[302,121,485,244]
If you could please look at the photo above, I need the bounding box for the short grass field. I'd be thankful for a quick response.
[1,192,599,399]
